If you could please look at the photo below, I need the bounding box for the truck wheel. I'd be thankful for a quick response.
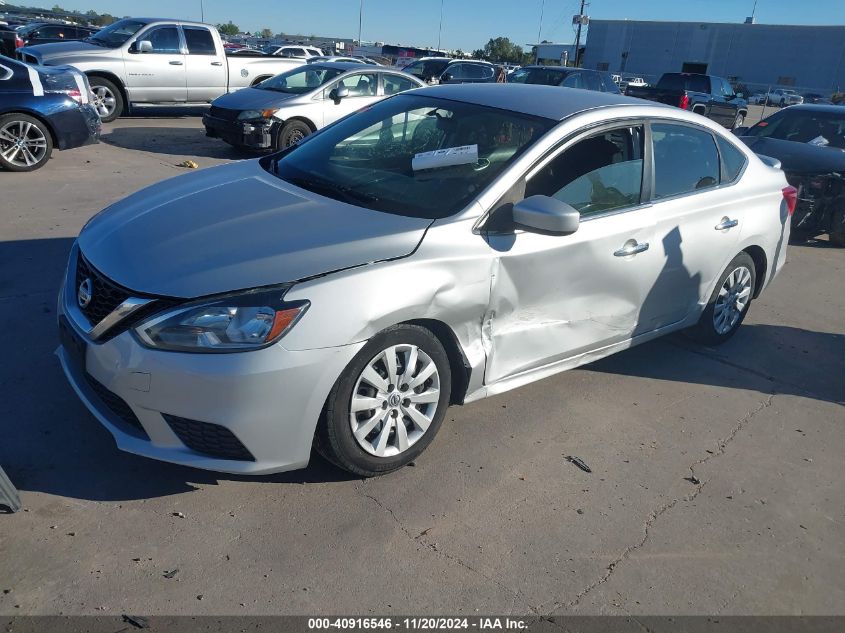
[277,120,311,149]
[732,112,745,130]
[830,203,845,246]
[0,113,53,172]
[89,77,123,123]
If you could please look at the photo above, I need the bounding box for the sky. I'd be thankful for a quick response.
[53,0,845,51]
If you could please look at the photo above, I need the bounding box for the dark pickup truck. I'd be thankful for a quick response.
[627,72,748,130]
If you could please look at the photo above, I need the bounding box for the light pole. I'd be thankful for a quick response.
[535,0,545,64]
[358,0,364,47]
[200,0,204,22]
[437,0,444,52]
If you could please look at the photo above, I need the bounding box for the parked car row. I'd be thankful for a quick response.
[0,21,98,57]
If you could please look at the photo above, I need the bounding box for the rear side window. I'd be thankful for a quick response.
[652,123,720,199]
[383,74,418,95]
[717,136,747,183]
[184,27,216,55]
[583,72,602,92]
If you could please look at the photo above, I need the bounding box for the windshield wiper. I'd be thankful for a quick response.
[285,175,380,206]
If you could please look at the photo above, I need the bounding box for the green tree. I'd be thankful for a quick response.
[216,21,240,37]
[482,37,526,64]
[259,28,273,39]
[471,48,485,60]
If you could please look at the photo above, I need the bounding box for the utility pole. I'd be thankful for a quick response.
[200,0,204,23]
[573,0,587,67]
[358,0,364,47]
[535,0,545,64]
[437,0,444,52]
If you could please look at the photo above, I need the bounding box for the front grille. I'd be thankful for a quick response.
[75,255,131,327]
[163,414,255,462]
[84,373,148,439]
[209,105,239,121]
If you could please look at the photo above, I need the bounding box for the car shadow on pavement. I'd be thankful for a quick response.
[101,126,260,161]
[587,324,845,407]
[0,237,355,503]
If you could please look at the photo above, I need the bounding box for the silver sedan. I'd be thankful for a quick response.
[58,85,792,476]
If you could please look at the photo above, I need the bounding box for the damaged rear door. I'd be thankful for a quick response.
[483,122,663,384]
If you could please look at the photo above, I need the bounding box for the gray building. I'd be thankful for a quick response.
[582,19,845,93]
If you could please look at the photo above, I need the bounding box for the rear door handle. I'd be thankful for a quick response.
[169,60,183,65]
[715,217,739,230]
[211,61,223,66]
[614,240,649,257]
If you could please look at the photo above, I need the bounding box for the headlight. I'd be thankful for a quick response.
[134,288,308,353]
[237,108,279,121]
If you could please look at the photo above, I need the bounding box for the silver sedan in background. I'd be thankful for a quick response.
[203,62,424,150]
[58,85,792,477]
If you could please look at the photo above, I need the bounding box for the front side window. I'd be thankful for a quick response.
[526,126,645,217]
[184,27,216,55]
[268,94,554,219]
[257,66,344,94]
[652,123,720,199]
[335,73,377,96]
[383,74,418,95]
[144,26,181,54]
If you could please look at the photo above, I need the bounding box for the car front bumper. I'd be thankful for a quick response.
[56,252,364,475]
[203,113,277,150]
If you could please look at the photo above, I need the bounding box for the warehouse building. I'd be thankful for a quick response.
[582,19,845,94]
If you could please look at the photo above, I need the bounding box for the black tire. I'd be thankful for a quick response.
[277,120,311,149]
[0,113,53,172]
[251,76,271,87]
[689,252,756,346]
[314,324,452,477]
[830,203,845,246]
[88,76,123,123]
[779,99,785,107]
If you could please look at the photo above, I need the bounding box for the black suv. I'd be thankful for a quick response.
[0,22,98,57]
[402,57,497,84]
[507,66,620,93]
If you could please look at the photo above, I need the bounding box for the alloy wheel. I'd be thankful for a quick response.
[349,344,441,458]
[0,120,48,168]
[92,85,117,118]
[713,266,752,335]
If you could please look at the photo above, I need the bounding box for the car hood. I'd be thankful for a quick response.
[211,87,300,110]
[740,136,845,174]
[78,160,433,298]
[20,40,113,63]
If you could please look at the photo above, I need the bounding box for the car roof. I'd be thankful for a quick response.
[307,61,380,71]
[416,84,652,120]
[782,103,844,113]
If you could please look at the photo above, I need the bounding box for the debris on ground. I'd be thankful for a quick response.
[176,160,199,169]
[565,456,592,473]
[171,512,185,518]
[685,475,701,485]
[163,569,179,579]
[122,614,149,629]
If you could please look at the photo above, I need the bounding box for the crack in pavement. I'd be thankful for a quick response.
[355,485,539,614]
[545,394,775,614]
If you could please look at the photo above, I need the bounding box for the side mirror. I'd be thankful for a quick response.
[136,40,152,54]
[512,195,580,235]
[329,85,349,103]
[441,72,453,83]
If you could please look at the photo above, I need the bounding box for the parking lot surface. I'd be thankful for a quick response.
[0,110,843,616]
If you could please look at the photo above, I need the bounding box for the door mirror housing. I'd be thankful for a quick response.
[329,85,349,103]
[512,195,580,235]
[135,40,153,54]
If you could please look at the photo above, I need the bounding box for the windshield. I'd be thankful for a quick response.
[257,66,345,94]
[508,67,565,86]
[266,94,554,219]
[402,59,449,80]
[748,110,845,149]
[86,19,146,47]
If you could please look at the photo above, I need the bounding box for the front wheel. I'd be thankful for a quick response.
[690,252,756,345]
[89,77,123,123]
[315,325,452,476]
[0,113,53,171]
[277,120,312,149]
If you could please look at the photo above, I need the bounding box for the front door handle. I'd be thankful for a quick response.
[614,240,649,257]
[715,217,739,230]
[169,60,184,65]
[211,61,223,66]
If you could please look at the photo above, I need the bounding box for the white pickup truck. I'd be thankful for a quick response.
[17,18,304,122]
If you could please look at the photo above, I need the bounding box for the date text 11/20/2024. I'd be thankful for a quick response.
[307,618,529,630]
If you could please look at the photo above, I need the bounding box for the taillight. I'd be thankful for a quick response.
[14,36,24,48]
[47,89,84,105]
[679,94,690,110]
[782,186,798,216]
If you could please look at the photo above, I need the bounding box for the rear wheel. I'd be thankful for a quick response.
[315,325,452,476]
[89,77,123,122]
[0,113,53,171]
[277,120,311,149]
[690,252,756,345]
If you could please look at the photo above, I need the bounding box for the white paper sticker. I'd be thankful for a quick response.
[412,144,479,171]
